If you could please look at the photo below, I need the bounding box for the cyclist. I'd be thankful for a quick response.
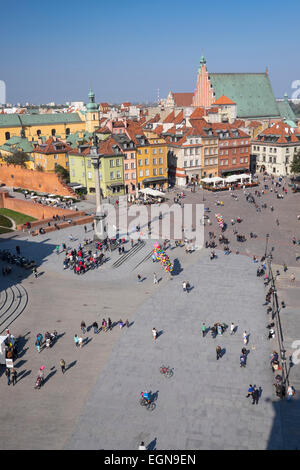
[142,391,150,405]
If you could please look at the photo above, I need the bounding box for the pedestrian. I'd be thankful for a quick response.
[59,359,66,374]
[153,273,158,284]
[108,317,112,331]
[290,273,295,283]
[252,387,259,405]
[125,319,129,328]
[11,368,17,386]
[243,331,248,345]
[102,319,107,332]
[216,345,222,360]
[230,323,235,335]
[33,267,38,278]
[287,385,295,401]
[182,281,187,292]
[80,321,86,334]
[246,384,254,398]
[84,225,87,233]
[137,274,142,282]
[152,327,157,340]
[119,319,124,329]
[5,367,11,385]
[78,336,83,348]
[74,334,79,347]
[139,441,147,450]
[92,321,98,334]
[69,234,73,241]
[283,263,288,272]
[56,245,60,255]
[240,354,246,368]
[35,338,41,353]
[201,323,206,337]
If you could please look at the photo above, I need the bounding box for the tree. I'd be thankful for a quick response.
[54,164,70,183]
[4,151,30,168]
[290,151,300,175]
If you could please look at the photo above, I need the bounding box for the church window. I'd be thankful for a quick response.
[51,129,56,136]
[66,128,70,136]
[5,132,10,140]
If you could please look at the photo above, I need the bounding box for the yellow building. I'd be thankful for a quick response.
[136,131,168,190]
[0,90,101,146]
[32,137,73,172]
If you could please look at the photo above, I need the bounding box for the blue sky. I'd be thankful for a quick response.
[1,0,299,104]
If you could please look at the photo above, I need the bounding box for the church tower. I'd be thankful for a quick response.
[192,56,215,108]
[86,89,100,132]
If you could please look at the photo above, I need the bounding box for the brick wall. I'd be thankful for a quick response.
[0,164,76,197]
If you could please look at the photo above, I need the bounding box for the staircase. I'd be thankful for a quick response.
[0,283,28,333]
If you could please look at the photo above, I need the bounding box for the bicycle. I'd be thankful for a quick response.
[139,393,156,411]
[160,365,174,378]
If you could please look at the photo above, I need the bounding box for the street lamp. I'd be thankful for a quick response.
[264,233,270,257]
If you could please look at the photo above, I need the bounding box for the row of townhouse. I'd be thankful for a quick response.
[68,119,168,197]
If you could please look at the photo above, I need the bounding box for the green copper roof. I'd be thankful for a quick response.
[277,100,296,121]
[210,73,280,118]
[0,113,83,128]
[0,135,34,153]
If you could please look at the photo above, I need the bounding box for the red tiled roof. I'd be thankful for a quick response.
[172,92,193,107]
[113,121,125,128]
[163,110,175,123]
[153,125,163,135]
[33,137,73,154]
[190,107,206,119]
[248,120,262,128]
[256,121,300,143]
[173,110,184,124]
[214,95,236,105]
[122,102,131,107]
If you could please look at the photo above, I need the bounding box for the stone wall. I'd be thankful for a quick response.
[0,164,76,197]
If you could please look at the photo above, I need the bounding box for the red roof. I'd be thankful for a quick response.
[153,125,163,135]
[214,95,236,105]
[190,107,206,119]
[256,121,300,143]
[163,110,175,123]
[33,137,73,154]
[172,92,193,107]
[173,110,184,125]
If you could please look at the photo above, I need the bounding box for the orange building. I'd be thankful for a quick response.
[32,137,73,172]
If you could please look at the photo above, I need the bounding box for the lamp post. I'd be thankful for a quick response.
[90,133,107,241]
[264,233,269,258]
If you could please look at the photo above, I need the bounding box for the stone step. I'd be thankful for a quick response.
[0,284,28,333]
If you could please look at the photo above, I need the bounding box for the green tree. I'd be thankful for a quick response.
[290,151,300,175]
[4,151,30,168]
[54,164,70,183]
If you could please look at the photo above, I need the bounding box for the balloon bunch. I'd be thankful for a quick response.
[153,243,173,272]
[215,213,224,229]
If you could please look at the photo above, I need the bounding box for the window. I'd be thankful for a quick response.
[214,158,217,164]
[125,173,129,180]
[87,160,91,168]
[159,158,163,164]
[110,171,114,179]
[145,158,149,165]
[159,148,163,154]
[209,158,213,165]
[232,158,236,164]
[220,150,223,156]
[66,128,70,136]
[220,160,224,166]
[5,132,10,140]
[54,154,58,160]
[245,157,248,163]
[131,172,136,179]
[131,152,135,158]
[110,160,114,167]
[152,148,157,154]
[88,172,92,179]
[138,159,142,166]
[131,162,135,169]
[184,148,188,156]
[240,158,244,163]
[153,158,157,165]
[116,171,121,178]
[37,130,41,137]
[71,158,74,165]
[225,160,228,165]
[138,149,142,155]
[190,160,194,167]
[195,159,199,166]
[159,168,163,175]
[72,170,75,177]
[145,169,149,176]
[116,159,120,166]
[139,170,143,177]
[145,149,148,154]
[51,129,56,136]
[204,148,208,155]
[125,163,129,170]
[153,168,157,176]
[184,161,187,167]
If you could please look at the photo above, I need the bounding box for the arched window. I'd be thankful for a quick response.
[5,132,10,140]
[37,129,41,136]
[66,128,70,136]
[51,129,56,136]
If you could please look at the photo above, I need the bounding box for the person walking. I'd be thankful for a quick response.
[108,318,112,331]
[92,321,98,334]
[252,386,259,405]
[5,367,11,385]
[84,225,87,234]
[11,368,17,386]
[182,281,187,292]
[152,328,157,340]
[201,323,206,337]
[230,323,235,335]
[287,385,295,401]
[138,441,146,450]
[74,334,79,347]
[33,267,38,278]
[216,345,222,360]
[59,359,66,374]
[153,273,158,285]
[246,384,254,398]
[119,319,124,329]
[78,336,83,348]
[243,331,248,345]
[290,273,296,283]
[125,319,129,328]
[35,338,41,353]
[137,274,142,283]
[80,321,86,335]
[56,245,60,255]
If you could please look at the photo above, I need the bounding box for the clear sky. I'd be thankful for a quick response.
[1,0,299,104]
